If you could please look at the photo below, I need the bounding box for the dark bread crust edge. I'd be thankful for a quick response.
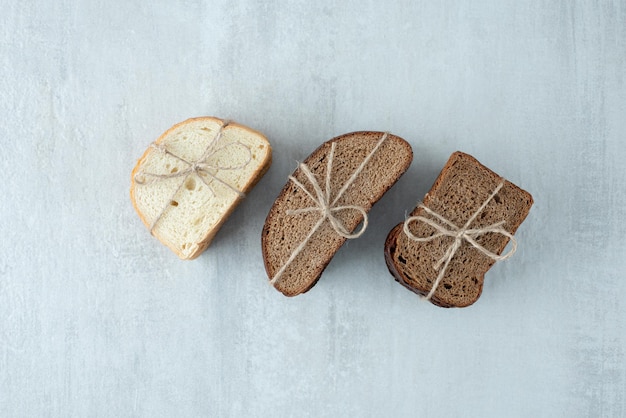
[384,223,467,307]
[262,131,413,297]
[384,151,534,307]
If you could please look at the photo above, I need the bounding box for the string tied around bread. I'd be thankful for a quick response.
[403,181,517,301]
[134,120,252,233]
[269,132,389,286]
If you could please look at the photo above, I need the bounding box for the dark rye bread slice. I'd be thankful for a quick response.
[385,151,533,307]
[262,132,413,296]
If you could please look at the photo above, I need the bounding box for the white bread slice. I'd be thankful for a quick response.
[130,117,272,259]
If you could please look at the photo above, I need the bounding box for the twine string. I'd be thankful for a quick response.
[402,181,517,301]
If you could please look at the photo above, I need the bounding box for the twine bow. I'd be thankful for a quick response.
[269,132,388,286]
[134,121,252,233]
[403,181,517,301]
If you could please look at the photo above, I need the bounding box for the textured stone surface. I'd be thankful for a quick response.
[1,1,625,417]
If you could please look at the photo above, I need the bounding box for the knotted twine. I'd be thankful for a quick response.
[403,181,517,301]
[269,132,389,286]
[134,121,252,233]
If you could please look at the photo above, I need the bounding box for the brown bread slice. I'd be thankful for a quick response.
[384,151,533,307]
[262,132,413,296]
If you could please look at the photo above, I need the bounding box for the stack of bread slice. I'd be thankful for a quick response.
[384,151,533,307]
[262,131,413,296]
[131,117,272,259]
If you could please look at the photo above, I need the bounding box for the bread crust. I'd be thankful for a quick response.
[384,151,533,307]
[130,116,272,259]
[384,223,462,307]
[262,131,413,296]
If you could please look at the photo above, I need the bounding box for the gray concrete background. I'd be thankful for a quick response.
[1,1,625,416]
